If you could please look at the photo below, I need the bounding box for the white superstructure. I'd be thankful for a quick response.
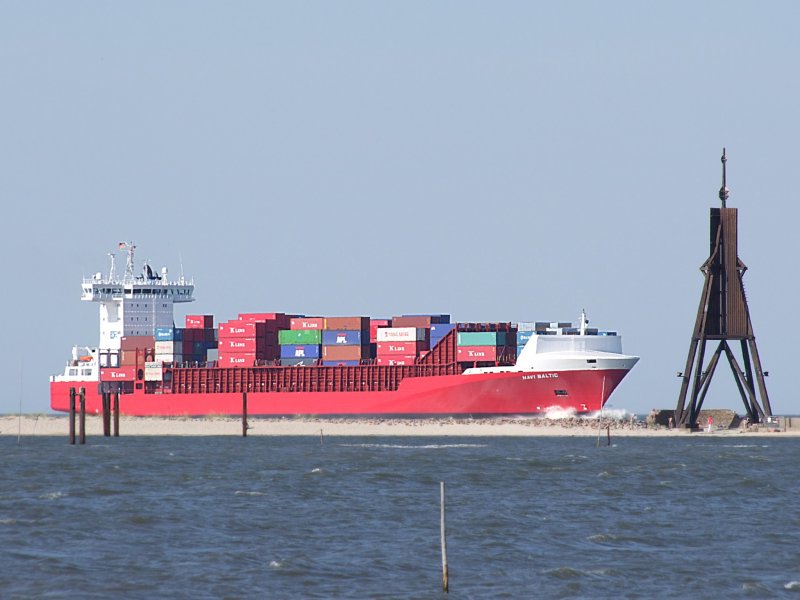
[80,242,193,351]
[51,243,191,384]
[464,310,639,375]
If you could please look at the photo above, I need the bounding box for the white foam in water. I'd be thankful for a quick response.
[784,581,800,590]
[269,560,283,569]
[310,467,322,473]
[543,406,577,419]
[234,491,265,496]
[587,407,633,420]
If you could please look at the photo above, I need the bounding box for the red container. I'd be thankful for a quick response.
[369,319,391,342]
[376,341,428,355]
[238,313,289,327]
[376,355,417,366]
[322,345,367,361]
[120,335,155,351]
[218,354,255,368]
[219,321,271,338]
[290,317,324,330]
[185,315,214,329]
[324,316,370,331]
[100,366,137,381]
[391,316,432,328]
[219,337,268,352]
[457,346,499,361]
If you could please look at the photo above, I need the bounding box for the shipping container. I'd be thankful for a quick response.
[185,315,214,329]
[219,321,275,338]
[456,331,507,347]
[517,330,535,345]
[238,312,287,323]
[430,323,456,337]
[375,355,417,366]
[321,345,368,361]
[376,341,428,355]
[219,337,271,353]
[369,319,392,342]
[278,329,323,345]
[289,317,324,330]
[155,327,175,342]
[281,357,318,366]
[120,335,155,351]
[324,316,369,331]
[154,341,176,355]
[391,315,432,328]
[218,355,255,368]
[517,322,537,332]
[376,327,429,342]
[154,353,182,363]
[321,360,361,367]
[279,344,322,359]
[457,346,503,361]
[100,366,137,381]
[321,330,367,346]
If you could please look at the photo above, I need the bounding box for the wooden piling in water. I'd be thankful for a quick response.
[69,387,76,445]
[242,392,248,437]
[113,393,120,437]
[79,387,86,445]
[440,481,449,593]
[607,424,611,446]
[320,428,324,445]
[102,392,111,437]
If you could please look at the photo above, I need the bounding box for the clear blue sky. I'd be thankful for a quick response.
[2,2,798,416]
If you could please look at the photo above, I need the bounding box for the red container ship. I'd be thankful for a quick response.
[50,244,639,416]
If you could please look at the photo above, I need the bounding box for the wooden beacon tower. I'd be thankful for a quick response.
[675,150,772,427]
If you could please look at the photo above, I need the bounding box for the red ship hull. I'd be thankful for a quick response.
[50,367,629,417]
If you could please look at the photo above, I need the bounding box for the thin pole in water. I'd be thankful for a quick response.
[69,387,76,445]
[597,376,606,448]
[320,428,324,445]
[17,361,23,445]
[79,387,86,445]
[440,481,449,593]
[242,392,248,437]
[113,392,120,437]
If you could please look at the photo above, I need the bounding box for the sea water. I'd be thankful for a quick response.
[1,435,799,598]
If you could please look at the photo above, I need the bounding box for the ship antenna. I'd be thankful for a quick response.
[718,148,729,208]
[124,242,135,283]
[580,308,588,336]
[179,251,185,283]
[107,252,116,283]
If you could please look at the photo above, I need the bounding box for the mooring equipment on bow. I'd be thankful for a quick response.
[674,149,772,427]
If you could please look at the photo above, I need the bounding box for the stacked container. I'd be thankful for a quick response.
[375,326,429,366]
[154,326,184,363]
[320,317,370,366]
[218,313,286,368]
[183,315,217,363]
[279,317,323,366]
[516,322,537,357]
[456,331,510,364]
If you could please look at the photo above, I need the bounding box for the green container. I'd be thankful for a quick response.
[457,331,507,346]
[279,329,323,345]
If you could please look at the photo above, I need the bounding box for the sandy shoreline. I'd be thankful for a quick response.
[0,415,795,437]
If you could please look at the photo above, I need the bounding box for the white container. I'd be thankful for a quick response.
[376,327,427,342]
[155,341,175,354]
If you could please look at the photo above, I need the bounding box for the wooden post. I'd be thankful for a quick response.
[607,424,611,446]
[242,392,248,437]
[113,392,120,437]
[102,392,110,437]
[320,428,324,445]
[69,387,76,445]
[440,481,449,593]
[79,387,86,445]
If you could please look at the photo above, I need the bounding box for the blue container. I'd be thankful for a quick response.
[280,344,321,359]
[282,357,317,366]
[322,330,366,346]
[517,344,527,356]
[430,323,456,337]
[155,327,174,341]
[321,360,361,366]
[430,335,444,349]
[517,330,535,345]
